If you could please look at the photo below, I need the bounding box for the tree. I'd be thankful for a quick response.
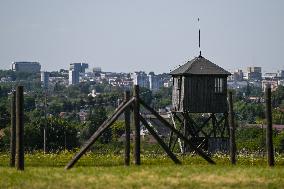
[24,116,79,151]
[236,126,265,152]
[245,84,262,97]
[275,131,284,153]
[111,121,125,141]
[272,109,284,124]
[79,106,110,144]
[152,87,172,109]
[24,95,36,111]
[48,101,63,115]
[140,87,152,105]
[0,88,9,129]
[272,86,284,108]
[234,101,265,124]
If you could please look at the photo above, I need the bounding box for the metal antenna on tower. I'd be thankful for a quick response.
[198,18,202,57]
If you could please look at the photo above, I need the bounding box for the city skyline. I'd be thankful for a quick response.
[0,0,284,74]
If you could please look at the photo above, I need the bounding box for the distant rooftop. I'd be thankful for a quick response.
[13,61,40,64]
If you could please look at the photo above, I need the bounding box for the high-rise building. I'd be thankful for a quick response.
[148,72,163,91]
[69,70,79,85]
[247,67,262,81]
[69,63,89,85]
[93,67,102,73]
[80,63,88,73]
[131,71,149,88]
[41,71,49,89]
[12,61,41,73]
[278,70,284,78]
[232,69,244,81]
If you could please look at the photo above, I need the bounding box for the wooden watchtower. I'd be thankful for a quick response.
[169,54,231,153]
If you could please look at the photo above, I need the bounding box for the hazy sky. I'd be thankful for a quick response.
[0,0,283,73]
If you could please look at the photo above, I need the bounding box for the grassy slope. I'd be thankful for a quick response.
[1,153,284,189]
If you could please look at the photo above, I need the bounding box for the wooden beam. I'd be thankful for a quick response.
[65,97,135,170]
[185,115,209,139]
[171,112,184,153]
[168,131,174,149]
[222,112,229,138]
[139,114,181,164]
[194,115,212,136]
[183,112,199,137]
[171,126,183,152]
[139,99,215,164]
[212,113,216,137]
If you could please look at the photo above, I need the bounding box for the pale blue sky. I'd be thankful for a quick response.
[0,0,283,73]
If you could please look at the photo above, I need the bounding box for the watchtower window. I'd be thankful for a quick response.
[215,78,223,93]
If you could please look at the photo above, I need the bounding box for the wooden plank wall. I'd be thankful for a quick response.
[172,75,228,113]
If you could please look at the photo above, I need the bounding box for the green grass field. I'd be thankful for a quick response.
[1,152,284,189]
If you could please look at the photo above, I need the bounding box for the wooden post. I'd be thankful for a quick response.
[228,91,236,165]
[133,85,140,165]
[124,91,130,166]
[16,86,24,170]
[265,87,274,167]
[168,131,173,149]
[10,91,16,167]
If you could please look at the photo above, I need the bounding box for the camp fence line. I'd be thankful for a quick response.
[7,85,275,170]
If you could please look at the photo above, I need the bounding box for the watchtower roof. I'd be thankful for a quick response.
[170,56,231,76]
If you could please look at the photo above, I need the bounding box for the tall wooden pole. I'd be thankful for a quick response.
[265,87,274,167]
[16,86,24,170]
[228,91,236,165]
[133,85,140,165]
[124,91,131,166]
[43,89,47,153]
[10,91,16,167]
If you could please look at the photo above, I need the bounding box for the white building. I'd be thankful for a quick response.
[69,70,79,85]
[131,71,149,88]
[262,80,278,92]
